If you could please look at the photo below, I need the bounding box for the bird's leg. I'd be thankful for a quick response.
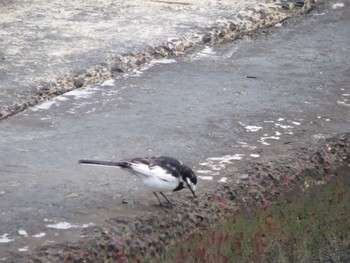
[153,192,173,207]
[160,192,174,206]
[153,192,163,206]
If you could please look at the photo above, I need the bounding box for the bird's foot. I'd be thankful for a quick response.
[159,201,175,208]
[154,192,175,208]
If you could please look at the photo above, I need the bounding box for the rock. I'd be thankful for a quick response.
[229,22,237,31]
[107,242,116,252]
[229,191,236,200]
[141,226,153,235]
[259,9,268,19]
[73,78,85,88]
[237,174,249,181]
[250,190,260,201]
[282,2,295,9]
[202,34,211,43]
[268,172,281,181]
[294,0,305,7]
[111,63,125,73]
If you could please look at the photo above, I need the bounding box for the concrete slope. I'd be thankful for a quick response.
[0,0,316,119]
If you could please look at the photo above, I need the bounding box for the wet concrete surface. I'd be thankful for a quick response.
[0,0,316,120]
[0,0,349,259]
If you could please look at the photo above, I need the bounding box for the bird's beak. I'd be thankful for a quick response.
[190,187,197,198]
[185,179,197,198]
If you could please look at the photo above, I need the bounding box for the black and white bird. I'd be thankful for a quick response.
[78,156,197,206]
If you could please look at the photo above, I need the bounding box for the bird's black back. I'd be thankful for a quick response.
[154,156,197,185]
[152,156,184,178]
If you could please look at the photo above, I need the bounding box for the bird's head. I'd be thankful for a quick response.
[182,166,197,198]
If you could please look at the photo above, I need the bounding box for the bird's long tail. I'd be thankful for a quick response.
[78,159,129,168]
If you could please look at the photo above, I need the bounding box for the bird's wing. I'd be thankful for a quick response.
[152,156,183,178]
[129,157,156,166]
[129,162,179,183]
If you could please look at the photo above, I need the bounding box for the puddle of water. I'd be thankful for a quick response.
[32,232,46,238]
[198,154,245,176]
[218,177,228,183]
[101,79,116,87]
[18,230,28,237]
[332,2,344,9]
[161,166,350,262]
[190,46,217,61]
[0,234,13,244]
[197,175,214,181]
[18,246,29,252]
[125,59,176,78]
[46,221,94,230]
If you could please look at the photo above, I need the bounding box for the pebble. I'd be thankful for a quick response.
[237,174,249,181]
[73,78,85,88]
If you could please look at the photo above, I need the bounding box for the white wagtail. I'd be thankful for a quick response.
[78,156,197,206]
